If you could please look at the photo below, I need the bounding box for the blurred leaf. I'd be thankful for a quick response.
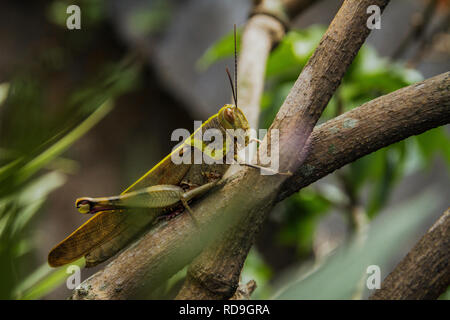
[47,0,69,27]
[241,249,273,299]
[0,172,65,240]
[16,258,85,300]
[127,0,172,36]
[12,172,66,237]
[17,100,113,183]
[439,286,450,300]
[415,126,450,168]
[266,26,325,78]
[0,55,140,299]
[260,82,293,129]
[0,82,9,107]
[277,188,330,256]
[273,191,439,299]
[196,28,242,71]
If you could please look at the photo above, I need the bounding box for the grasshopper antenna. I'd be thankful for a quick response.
[226,24,238,108]
[226,67,237,108]
[234,24,238,109]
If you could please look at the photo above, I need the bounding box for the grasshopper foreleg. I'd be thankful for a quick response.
[234,156,292,176]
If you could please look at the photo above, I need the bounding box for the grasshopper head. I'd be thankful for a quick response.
[218,104,250,148]
[75,198,94,214]
[75,197,117,214]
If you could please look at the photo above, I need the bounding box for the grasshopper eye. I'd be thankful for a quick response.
[224,108,235,124]
[76,199,92,214]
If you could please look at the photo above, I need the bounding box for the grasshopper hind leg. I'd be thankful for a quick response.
[179,180,219,226]
[180,198,198,226]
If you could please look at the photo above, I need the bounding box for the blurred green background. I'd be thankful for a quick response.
[0,0,448,299]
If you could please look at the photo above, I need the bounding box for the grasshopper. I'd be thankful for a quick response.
[48,26,258,268]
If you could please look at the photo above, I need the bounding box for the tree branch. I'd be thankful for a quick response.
[370,208,450,300]
[278,71,450,201]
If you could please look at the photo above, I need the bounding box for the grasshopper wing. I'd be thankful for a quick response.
[48,148,193,268]
[48,210,127,267]
[48,208,159,267]
[83,208,159,267]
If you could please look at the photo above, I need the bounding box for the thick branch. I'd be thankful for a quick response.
[370,208,450,300]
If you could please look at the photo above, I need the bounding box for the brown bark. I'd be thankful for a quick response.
[370,208,450,300]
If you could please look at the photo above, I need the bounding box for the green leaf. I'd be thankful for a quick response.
[415,126,450,168]
[127,0,172,36]
[11,172,66,237]
[266,26,325,78]
[17,100,113,182]
[16,258,85,300]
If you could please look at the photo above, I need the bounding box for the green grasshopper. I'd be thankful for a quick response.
[48,26,258,268]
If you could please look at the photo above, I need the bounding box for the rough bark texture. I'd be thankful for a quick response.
[370,208,450,300]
